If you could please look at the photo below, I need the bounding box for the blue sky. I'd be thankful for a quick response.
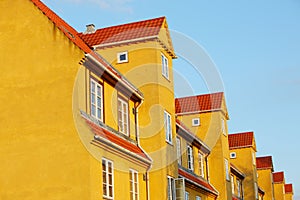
[43,0,300,198]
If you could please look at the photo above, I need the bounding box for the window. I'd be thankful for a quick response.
[90,79,103,121]
[196,196,202,200]
[185,191,189,200]
[221,118,226,136]
[231,174,235,195]
[117,51,128,63]
[102,158,114,199]
[176,137,182,165]
[118,98,129,135]
[230,152,237,159]
[167,176,175,200]
[237,179,242,198]
[187,146,194,171]
[252,152,256,165]
[164,111,172,144]
[130,169,139,200]
[192,118,200,126]
[161,54,169,79]
[198,152,204,177]
[254,182,258,199]
[225,159,230,181]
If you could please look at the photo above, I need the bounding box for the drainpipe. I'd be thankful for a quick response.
[134,100,151,200]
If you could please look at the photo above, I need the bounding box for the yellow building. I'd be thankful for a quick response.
[230,164,245,200]
[176,120,218,200]
[175,92,232,200]
[284,184,294,200]
[256,156,275,200]
[273,172,286,200]
[228,132,259,200]
[0,0,151,199]
[78,16,178,199]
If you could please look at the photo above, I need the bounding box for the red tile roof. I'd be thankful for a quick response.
[31,0,92,54]
[175,92,224,114]
[178,168,218,196]
[83,115,150,162]
[78,17,165,47]
[228,132,255,149]
[285,184,293,194]
[273,172,285,183]
[256,156,274,170]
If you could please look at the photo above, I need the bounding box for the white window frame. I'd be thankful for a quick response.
[161,53,169,79]
[187,145,194,171]
[230,152,237,159]
[198,152,204,177]
[167,176,175,200]
[225,158,230,181]
[196,196,202,200]
[252,152,256,165]
[176,137,182,165]
[185,191,189,200]
[164,110,172,144]
[130,169,139,200]
[117,51,128,63]
[192,118,200,126]
[254,182,258,199]
[231,174,235,195]
[90,79,103,121]
[221,118,226,136]
[237,178,242,198]
[102,158,114,199]
[118,97,129,136]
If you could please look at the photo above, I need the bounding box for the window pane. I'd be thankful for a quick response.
[91,105,95,116]
[91,81,95,92]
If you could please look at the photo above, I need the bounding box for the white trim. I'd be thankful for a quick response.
[192,118,200,126]
[86,53,144,100]
[118,97,129,136]
[225,158,230,181]
[230,152,237,159]
[161,53,169,80]
[167,176,175,200]
[187,145,194,171]
[164,110,172,144]
[176,137,182,165]
[93,36,158,49]
[185,191,189,200]
[102,158,114,199]
[175,109,223,116]
[117,51,128,63]
[90,79,103,121]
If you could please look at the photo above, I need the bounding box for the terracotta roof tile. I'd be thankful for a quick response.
[228,132,255,149]
[78,17,165,47]
[31,0,91,54]
[273,172,285,183]
[83,116,150,162]
[284,184,293,194]
[256,156,274,170]
[175,92,223,114]
[178,168,218,196]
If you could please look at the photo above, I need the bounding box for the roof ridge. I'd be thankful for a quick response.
[80,16,166,34]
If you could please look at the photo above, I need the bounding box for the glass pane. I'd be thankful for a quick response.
[103,184,107,195]
[91,81,95,93]
[91,105,95,116]
[109,174,112,185]
[109,186,113,197]
[91,93,95,104]
[97,97,101,107]
[103,172,107,183]
[108,163,112,173]
[97,108,101,119]
[97,85,101,96]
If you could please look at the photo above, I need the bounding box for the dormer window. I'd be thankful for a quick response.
[117,51,128,63]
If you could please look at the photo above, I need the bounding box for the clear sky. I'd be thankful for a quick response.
[43,0,300,198]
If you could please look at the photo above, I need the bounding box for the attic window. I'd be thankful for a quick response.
[230,152,237,159]
[117,52,128,63]
[192,118,200,126]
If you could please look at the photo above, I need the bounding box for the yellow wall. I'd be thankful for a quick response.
[185,186,215,200]
[285,193,293,200]
[0,0,90,199]
[257,169,275,200]
[95,38,177,199]
[230,148,258,200]
[177,107,232,200]
[274,183,285,200]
